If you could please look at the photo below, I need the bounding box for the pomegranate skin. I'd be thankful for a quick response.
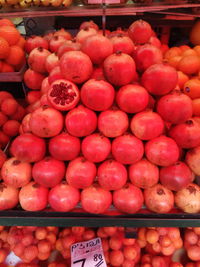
[186,145,200,175]
[28,47,51,74]
[23,69,45,90]
[57,40,81,58]
[109,35,135,55]
[76,28,97,44]
[128,20,152,45]
[25,36,49,54]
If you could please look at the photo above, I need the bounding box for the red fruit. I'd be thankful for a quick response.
[103,51,136,86]
[12,105,25,121]
[81,184,112,214]
[186,145,200,175]
[65,105,97,137]
[57,40,81,58]
[128,20,152,44]
[98,109,129,138]
[48,182,80,212]
[48,66,64,85]
[49,36,66,53]
[24,69,45,90]
[0,183,18,210]
[144,184,174,213]
[49,132,80,161]
[2,120,20,136]
[0,131,9,147]
[129,158,159,189]
[21,114,31,134]
[90,66,106,80]
[0,91,13,105]
[10,133,46,162]
[151,256,169,267]
[60,51,93,84]
[1,157,31,188]
[160,161,192,191]
[169,119,200,149]
[81,79,115,111]
[29,106,63,138]
[1,62,14,72]
[28,47,51,74]
[187,245,200,261]
[157,90,193,124]
[81,133,111,163]
[110,250,124,266]
[32,156,65,188]
[54,28,72,40]
[47,79,80,111]
[116,84,149,113]
[109,34,135,55]
[0,149,6,168]
[148,36,161,48]
[112,133,144,165]
[79,20,99,31]
[145,136,179,167]
[113,183,144,214]
[97,159,127,190]
[19,182,48,211]
[134,44,163,72]
[175,183,200,213]
[1,98,18,116]
[66,156,96,189]
[141,63,178,95]
[131,110,164,140]
[81,34,113,64]
[76,27,97,44]
[25,36,49,54]
[0,112,7,127]
[45,53,59,73]
[41,77,50,95]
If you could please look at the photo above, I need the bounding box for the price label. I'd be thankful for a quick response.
[88,0,120,3]
[71,237,107,267]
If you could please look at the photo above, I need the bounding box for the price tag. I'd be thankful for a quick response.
[88,0,120,3]
[71,237,107,267]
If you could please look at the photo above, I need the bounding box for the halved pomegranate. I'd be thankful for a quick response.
[47,79,80,111]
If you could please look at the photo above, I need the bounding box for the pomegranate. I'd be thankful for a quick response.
[26,91,41,105]
[66,156,96,189]
[116,84,149,113]
[1,157,31,188]
[79,20,99,31]
[81,184,112,214]
[130,110,164,140]
[43,31,54,42]
[47,79,80,111]
[29,106,63,138]
[81,34,113,64]
[45,53,59,73]
[76,27,97,44]
[0,149,6,168]
[160,161,193,191]
[141,63,178,95]
[32,156,65,188]
[145,136,180,166]
[0,183,18,210]
[103,51,136,86]
[10,133,46,162]
[97,159,127,190]
[90,66,106,80]
[57,40,81,58]
[149,36,161,48]
[169,119,200,148]
[20,114,31,133]
[60,51,93,84]
[175,183,200,213]
[48,182,80,212]
[112,133,144,165]
[49,132,80,161]
[144,184,174,213]
[109,34,135,55]
[81,79,115,111]
[41,77,51,95]
[186,145,200,175]
[54,28,72,40]
[108,27,128,38]
[128,20,152,44]
[129,158,159,189]
[65,105,97,137]
[98,108,129,138]
[23,69,45,90]
[49,36,66,53]
[19,182,48,211]
[113,183,144,214]
[133,44,163,72]
[28,47,51,74]
[157,90,193,124]
[81,133,111,163]
[24,36,49,54]
[48,66,64,84]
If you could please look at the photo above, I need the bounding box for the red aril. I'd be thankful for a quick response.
[66,156,96,189]
[116,84,149,113]
[60,51,93,84]
[98,108,129,138]
[10,133,46,162]
[144,184,174,213]
[141,63,178,95]
[113,183,144,214]
[81,79,115,111]
[28,47,51,74]
[48,182,80,212]
[97,159,127,190]
[76,27,97,44]
[129,158,159,189]
[81,133,111,162]
[41,77,50,95]
[128,20,152,44]
[186,145,200,175]
[47,79,80,111]
[0,183,18,210]
[145,136,179,166]
[103,51,136,86]
[109,34,135,55]
[49,132,80,161]
[19,182,48,211]
[57,40,81,58]
[32,156,65,188]
[112,133,144,164]
[131,110,164,140]
[79,20,99,31]
[48,66,64,85]
[45,53,59,73]
[65,105,97,137]
[54,28,72,40]
[23,69,45,90]
[24,36,49,54]
[81,184,112,214]
[49,36,66,53]
[1,157,31,188]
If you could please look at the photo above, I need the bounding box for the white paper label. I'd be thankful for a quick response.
[88,0,120,4]
[71,237,107,267]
